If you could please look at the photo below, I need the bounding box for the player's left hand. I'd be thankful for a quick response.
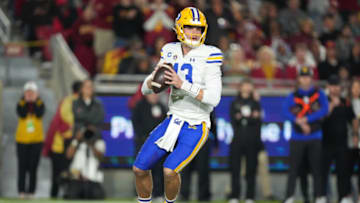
[164,66,183,89]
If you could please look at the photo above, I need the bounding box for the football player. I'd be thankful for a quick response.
[132,7,223,203]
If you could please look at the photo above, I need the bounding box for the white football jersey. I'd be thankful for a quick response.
[156,42,223,127]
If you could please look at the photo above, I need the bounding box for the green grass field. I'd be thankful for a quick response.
[0,200,279,203]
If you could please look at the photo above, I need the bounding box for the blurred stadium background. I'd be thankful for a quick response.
[1,0,360,202]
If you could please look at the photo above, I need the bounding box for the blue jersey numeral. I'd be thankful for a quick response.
[174,63,193,83]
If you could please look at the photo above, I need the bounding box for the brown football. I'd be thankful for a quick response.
[151,63,172,93]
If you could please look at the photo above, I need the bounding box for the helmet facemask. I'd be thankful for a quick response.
[174,7,208,48]
[177,24,207,48]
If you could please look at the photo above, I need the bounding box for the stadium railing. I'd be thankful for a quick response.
[0,6,10,43]
[50,34,89,100]
[94,74,327,96]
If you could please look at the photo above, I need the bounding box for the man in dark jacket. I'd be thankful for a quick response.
[228,79,262,203]
[283,67,329,203]
[132,93,167,200]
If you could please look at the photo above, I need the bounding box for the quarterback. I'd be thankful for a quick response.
[133,7,222,203]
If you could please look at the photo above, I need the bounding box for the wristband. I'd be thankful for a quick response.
[181,81,200,98]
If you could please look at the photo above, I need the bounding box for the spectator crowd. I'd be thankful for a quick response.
[10,0,360,84]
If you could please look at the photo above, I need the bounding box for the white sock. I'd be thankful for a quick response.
[165,196,176,203]
[138,196,152,203]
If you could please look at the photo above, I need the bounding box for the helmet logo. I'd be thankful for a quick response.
[190,7,200,22]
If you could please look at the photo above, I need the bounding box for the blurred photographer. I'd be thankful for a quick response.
[64,79,105,199]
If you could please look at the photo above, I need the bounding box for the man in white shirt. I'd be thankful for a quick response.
[132,7,222,203]
[65,130,106,199]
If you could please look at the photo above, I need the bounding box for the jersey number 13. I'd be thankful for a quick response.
[174,63,193,83]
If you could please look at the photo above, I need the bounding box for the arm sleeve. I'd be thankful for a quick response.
[347,104,356,123]
[248,101,262,124]
[93,102,105,126]
[143,11,161,31]
[159,11,174,29]
[34,99,45,118]
[306,90,329,123]
[282,94,296,122]
[229,100,238,127]
[201,65,222,107]
[141,74,155,95]
[16,99,28,118]
[210,111,219,148]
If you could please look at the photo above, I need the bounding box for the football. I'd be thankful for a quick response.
[151,63,172,93]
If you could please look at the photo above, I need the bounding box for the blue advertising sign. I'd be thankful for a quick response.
[98,95,291,170]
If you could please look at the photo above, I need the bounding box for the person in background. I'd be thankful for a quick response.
[264,20,292,67]
[288,18,316,50]
[205,0,234,46]
[319,14,340,45]
[320,75,358,203]
[286,43,318,79]
[149,37,167,67]
[277,0,307,37]
[348,79,360,203]
[229,79,262,203]
[349,12,360,38]
[349,42,360,78]
[251,46,283,80]
[15,81,45,199]
[142,0,175,49]
[338,65,351,98]
[64,79,105,199]
[282,66,329,203]
[132,93,167,201]
[134,56,152,75]
[224,44,253,77]
[21,0,57,56]
[92,0,116,57]
[53,0,78,45]
[71,4,97,77]
[42,81,82,198]
[336,24,355,61]
[318,41,342,81]
[113,0,143,48]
